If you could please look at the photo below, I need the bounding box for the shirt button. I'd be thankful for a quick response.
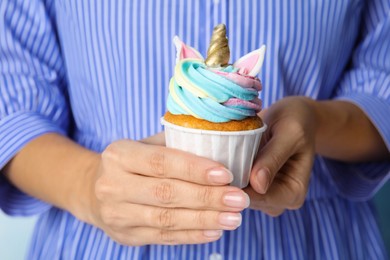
[209,253,223,260]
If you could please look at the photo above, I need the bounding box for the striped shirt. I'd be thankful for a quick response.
[1,0,390,259]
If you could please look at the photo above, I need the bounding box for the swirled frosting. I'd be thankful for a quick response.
[167,59,262,123]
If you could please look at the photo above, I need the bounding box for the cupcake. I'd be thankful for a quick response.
[161,24,267,188]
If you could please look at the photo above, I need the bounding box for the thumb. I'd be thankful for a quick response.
[250,134,294,194]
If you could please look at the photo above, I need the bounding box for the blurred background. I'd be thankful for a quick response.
[1,182,389,259]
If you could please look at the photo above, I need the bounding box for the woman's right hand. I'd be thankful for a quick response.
[89,138,250,246]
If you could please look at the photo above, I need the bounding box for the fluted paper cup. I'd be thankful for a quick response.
[161,118,267,188]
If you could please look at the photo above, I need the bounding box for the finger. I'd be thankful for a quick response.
[253,205,285,217]
[262,208,284,217]
[102,203,242,231]
[102,140,233,185]
[98,173,250,211]
[245,186,284,216]
[144,206,242,231]
[115,227,223,246]
[247,199,285,217]
[246,157,311,210]
[250,133,296,194]
[140,132,166,146]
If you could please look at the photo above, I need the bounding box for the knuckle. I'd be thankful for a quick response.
[189,230,203,243]
[195,211,206,227]
[287,178,307,209]
[128,240,144,247]
[106,230,125,245]
[185,160,197,182]
[197,186,213,206]
[125,236,143,247]
[102,142,121,163]
[154,181,175,205]
[289,121,307,147]
[159,230,176,244]
[100,206,119,226]
[265,208,284,217]
[289,195,305,209]
[288,118,304,133]
[113,233,142,247]
[156,208,175,229]
[269,153,284,171]
[283,117,303,133]
[95,176,115,201]
[149,149,166,177]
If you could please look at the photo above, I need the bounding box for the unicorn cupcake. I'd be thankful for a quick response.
[161,24,267,188]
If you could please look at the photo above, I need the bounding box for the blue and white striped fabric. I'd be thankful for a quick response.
[1,0,389,259]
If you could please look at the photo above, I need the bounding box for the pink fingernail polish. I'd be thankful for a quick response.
[219,213,242,228]
[208,168,234,184]
[223,191,250,208]
[203,230,223,238]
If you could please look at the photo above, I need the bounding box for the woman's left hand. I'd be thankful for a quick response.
[244,97,316,216]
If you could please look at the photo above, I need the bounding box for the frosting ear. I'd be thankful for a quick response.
[233,45,266,76]
[173,36,204,63]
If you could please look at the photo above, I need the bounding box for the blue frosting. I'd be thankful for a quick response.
[167,59,260,123]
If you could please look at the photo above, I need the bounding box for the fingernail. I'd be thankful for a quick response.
[208,168,234,184]
[219,213,242,228]
[223,191,250,208]
[257,168,270,194]
[203,230,223,238]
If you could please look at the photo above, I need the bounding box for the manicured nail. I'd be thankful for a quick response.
[223,191,250,208]
[208,168,234,184]
[256,168,270,194]
[219,213,242,228]
[203,230,223,238]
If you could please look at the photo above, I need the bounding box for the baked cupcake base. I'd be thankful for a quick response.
[164,112,263,131]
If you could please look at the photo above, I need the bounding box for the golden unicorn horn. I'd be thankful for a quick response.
[205,24,230,67]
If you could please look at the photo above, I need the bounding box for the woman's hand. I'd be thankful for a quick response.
[90,135,250,246]
[246,94,389,216]
[245,97,316,216]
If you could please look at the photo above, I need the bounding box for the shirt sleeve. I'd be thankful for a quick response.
[0,0,70,215]
[325,0,390,201]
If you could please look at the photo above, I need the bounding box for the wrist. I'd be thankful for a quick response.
[305,98,337,157]
[307,99,386,161]
[68,151,101,226]
[303,97,324,143]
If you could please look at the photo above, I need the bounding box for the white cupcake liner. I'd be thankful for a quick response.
[161,118,267,188]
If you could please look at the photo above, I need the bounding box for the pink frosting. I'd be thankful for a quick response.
[214,70,262,91]
[223,97,262,111]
